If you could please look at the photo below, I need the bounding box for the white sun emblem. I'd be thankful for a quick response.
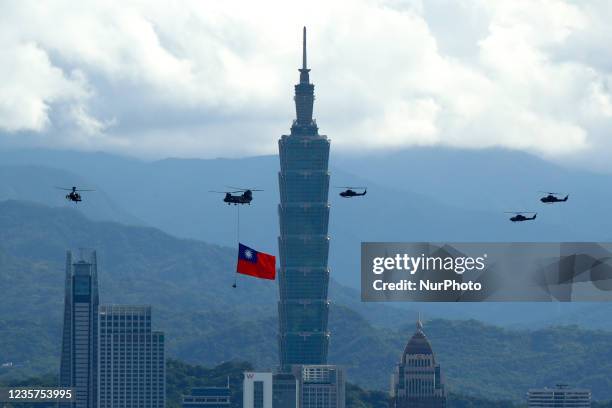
[244,249,253,259]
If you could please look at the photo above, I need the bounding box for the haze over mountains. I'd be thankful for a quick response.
[1,147,612,327]
[0,164,140,225]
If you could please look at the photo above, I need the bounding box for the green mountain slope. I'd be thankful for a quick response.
[1,200,612,401]
[0,199,404,372]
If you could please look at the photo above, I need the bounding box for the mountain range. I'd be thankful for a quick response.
[2,147,612,327]
[1,200,612,400]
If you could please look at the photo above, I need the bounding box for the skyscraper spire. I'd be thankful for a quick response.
[299,26,311,85]
[302,26,307,70]
[293,26,315,132]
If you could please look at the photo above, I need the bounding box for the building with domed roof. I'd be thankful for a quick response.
[389,318,446,408]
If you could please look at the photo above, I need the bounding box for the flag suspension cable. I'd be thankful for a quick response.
[232,205,240,288]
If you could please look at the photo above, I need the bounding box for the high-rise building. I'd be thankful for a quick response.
[293,365,345,408]
[390,319,446,408]
[60,249,100,408]
[277,26,331,371]
[527,384,591,407]
[98,305,165,408]
[182,386,231,408]
[244,372,273,408]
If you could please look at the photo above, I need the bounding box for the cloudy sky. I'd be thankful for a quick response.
[1,0,612,169]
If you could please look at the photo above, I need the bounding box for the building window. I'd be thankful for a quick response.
[254,381,264,408]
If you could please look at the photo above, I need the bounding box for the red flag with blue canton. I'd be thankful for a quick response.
[236,243,276,280]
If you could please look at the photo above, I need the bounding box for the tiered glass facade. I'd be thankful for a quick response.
[278,27,331,371]
[60,249,99,408]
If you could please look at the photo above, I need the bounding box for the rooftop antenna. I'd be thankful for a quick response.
[302,26,307,70]
[299,26,311,84]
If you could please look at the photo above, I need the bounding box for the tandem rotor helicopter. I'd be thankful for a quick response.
[505,211,537,222]
[56,186,95,203]
[209,187,263,205]
[336,186,367,198]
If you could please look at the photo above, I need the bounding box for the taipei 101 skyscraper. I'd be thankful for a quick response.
[277,27,331,371]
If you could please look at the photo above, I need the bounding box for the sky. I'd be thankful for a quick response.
[1,0,612,170]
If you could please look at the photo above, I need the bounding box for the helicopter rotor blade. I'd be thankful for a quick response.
[334,186,367,189]
[209,191,245,194]
[225,186,263,192]
[57,187,95,192]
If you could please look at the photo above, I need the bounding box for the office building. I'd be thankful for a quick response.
[60,249,100,408]
[244,372,273,408]
[98,305,165,408]
[390,319,446,408]
[182,386,231,408]
[277,27,332,371]
[247,367,343,408]
[527,384,591,407]
[293,365,345,408]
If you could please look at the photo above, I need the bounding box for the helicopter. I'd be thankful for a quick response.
[336,186,367,198]
[505,211,537,222]
[539,191,569,204]
[209,187,263,205]
[56,186,95,203]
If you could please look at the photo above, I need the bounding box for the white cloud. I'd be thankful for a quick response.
[0,0,611,168]
[0,42,88,132]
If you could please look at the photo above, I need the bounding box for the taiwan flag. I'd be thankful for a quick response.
[236,243,276,280]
